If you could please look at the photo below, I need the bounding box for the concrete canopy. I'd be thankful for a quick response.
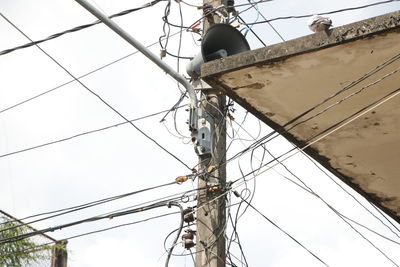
[201,11,400,223]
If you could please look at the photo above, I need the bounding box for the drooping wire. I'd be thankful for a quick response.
[159,0,172,51]
[0,12,193,171]
[159,0,193,59]
[227,193,249,267]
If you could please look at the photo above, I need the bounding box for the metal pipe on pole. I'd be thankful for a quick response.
[74,0,198,109]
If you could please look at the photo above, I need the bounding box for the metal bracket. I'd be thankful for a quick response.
[191,108,214,156]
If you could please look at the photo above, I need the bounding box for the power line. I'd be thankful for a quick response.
[225,108,399,245]
[0,31,182,115]
[0,180,178,231]
[237,14,266,46]
[0,105,185,160]
[244,0,285,42]
[370,203,400,233]
[235,192,330,267]
[0,0,164,56]
[224,89,400,266]
[0,209,57,242]
[0,180,211,236]
[299,151,400,239]
[0,200,182,245]
[244,0,400,26]
[230,124,400,245]
[0,12,193,171]
[0,211,180,260]
[259,147,400,264]
[232,87,400,186]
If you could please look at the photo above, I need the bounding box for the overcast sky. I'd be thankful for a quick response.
[0,0,399,266]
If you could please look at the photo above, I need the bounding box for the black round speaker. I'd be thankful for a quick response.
[186,23,250,78]
[201,23,250,62]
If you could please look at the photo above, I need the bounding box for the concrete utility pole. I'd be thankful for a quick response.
[195,1,227,266]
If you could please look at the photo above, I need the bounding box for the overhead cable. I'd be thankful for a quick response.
[226,88,400,266]
[235,194,330,267]
[300,151,400,238]
[244,0,285,42]
[261,147,400,262]
[229,122,400,245]
[0,180,178,231]
[194,87,400,246]
[0,0,164,56]
[0,12,193,170]
[0,211,180,260]
[0,31,182,115]
[0,105,185,160]
[0,201,182,245]
[232,88,400,186]
[243,0,400,26]
[225,52,400,166]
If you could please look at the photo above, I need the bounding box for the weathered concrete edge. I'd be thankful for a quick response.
[201,10,400,78]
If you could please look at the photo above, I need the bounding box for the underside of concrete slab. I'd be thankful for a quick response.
[202,11,400,223]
